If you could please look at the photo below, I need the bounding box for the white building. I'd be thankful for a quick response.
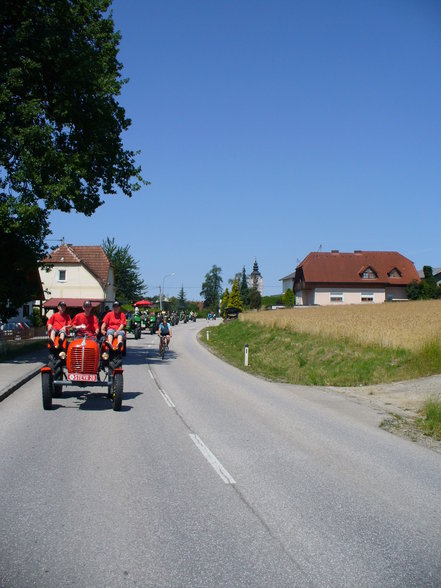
[39,243,116,314]
[280,250,419,306]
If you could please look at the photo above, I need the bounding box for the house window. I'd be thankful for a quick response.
[58,269,66,282]
[23,304,30,317]
[388,268,401,278]
[330,292,344,303]
[361,292,374,303]
[361,267,377,279]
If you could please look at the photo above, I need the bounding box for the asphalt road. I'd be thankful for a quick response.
[1,320,440,587]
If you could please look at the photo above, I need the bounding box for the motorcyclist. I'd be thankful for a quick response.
[101,301,127,349]
[71,300,99,338]
[133,307,142,326]
[158,316,172,354]
[47,301,71,345]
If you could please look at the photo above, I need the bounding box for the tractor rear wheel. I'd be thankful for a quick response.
[111,373,123,411]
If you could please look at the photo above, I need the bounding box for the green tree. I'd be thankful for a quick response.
[102,237,146,304]
[249,288,262,310]
[228,278,243,311]
[0,0,146,320]
[240,266,250,307]
[282,288,295,307]
[406,280,422,300]
[422,266,437,299]
[177,286,187,312]
[220,288,229,318]
[200,265,223,309]
[228,272,241,286]
[406,267,438,301]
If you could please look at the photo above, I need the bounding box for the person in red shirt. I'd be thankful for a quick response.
[101,301,127,348]
[47,301,71,344]
[71,300,99,339]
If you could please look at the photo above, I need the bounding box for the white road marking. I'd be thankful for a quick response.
[189,434,236,485]
[159,389,175,408]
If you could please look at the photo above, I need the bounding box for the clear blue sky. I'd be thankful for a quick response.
[50,0,441,299]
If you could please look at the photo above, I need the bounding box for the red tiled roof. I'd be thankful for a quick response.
[42,243,80,264]
[42,244,110,287]
[296,251,419,285]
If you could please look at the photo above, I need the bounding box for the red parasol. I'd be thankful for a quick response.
[134,300,152,307]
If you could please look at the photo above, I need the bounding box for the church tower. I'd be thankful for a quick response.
[248,258,264,295]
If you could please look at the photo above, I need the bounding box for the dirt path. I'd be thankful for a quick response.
[328,375,441,453]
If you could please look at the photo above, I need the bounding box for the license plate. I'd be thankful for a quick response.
[68,373,97,382]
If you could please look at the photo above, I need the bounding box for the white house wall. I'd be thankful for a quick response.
[296,286,411,306]
[39,265,105,301]
[282,278,294,293]
[317,288,386,305]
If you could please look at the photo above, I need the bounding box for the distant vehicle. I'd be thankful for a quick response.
[225,307,241,320]
[0,321,31,336]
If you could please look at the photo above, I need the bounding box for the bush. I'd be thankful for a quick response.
[261,294,283,307]
[282,288,295,307]
[31,307,44,327]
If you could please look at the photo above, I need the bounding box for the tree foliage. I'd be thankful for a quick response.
[240,266,250,307]
[228,278,243,311]
[220,288,229,318]
[102,237,146,304]
[177,285,187,312]
[261,294,283,307]
[200,265,223,309]
[0,0,146,319]
[249,288,262,310]
[282,288,295,307]
[406,266,441,300]
[406,280,422,300]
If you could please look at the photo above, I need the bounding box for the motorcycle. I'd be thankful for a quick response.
[149,315,158,335]
[126,315,142,340]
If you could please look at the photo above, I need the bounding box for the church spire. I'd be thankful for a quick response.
[248,258,263,294]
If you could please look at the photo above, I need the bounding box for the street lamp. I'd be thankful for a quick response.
[160,272,175,311]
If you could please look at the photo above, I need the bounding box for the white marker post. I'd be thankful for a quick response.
[206,330,209,341]
[244,344,249,367]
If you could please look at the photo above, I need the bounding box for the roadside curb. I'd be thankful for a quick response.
[0,364,45,403]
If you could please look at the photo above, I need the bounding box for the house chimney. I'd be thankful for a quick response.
[331,249,339,253]
[354,250,362,254]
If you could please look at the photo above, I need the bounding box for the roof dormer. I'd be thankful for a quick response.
[360,266,378,279]
[388,267,402,278]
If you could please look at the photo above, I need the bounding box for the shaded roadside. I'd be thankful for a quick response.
[0,346,47,402]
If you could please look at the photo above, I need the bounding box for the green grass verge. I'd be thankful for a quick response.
[201,320,441,386]
[416,397,441,440]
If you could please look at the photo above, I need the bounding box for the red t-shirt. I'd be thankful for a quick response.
[47,311,71,331]
[102,310,127,331]
[72,312,99,337]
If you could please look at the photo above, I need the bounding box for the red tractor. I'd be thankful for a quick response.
[41,335,124,411]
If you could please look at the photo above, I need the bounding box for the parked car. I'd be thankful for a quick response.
[0,320,32,337]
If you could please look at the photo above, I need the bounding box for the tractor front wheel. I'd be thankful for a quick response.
[42,372,53,410]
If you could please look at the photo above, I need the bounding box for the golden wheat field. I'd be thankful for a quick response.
[240,300,441,351]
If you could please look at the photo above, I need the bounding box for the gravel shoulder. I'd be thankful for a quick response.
[327,375,441,453]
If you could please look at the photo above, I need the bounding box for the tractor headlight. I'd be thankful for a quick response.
[59,351,66,360]
[102,351,109,360]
